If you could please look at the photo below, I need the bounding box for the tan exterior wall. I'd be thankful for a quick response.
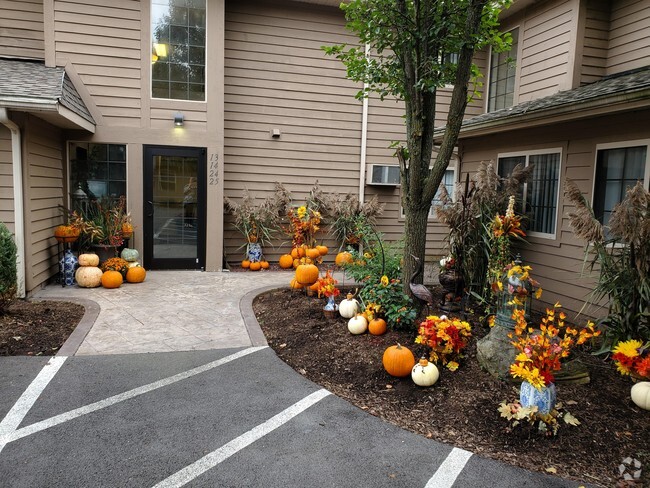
[0,0,45,60]
[223,0,362,262]
[458,108,650,319]
[22,115,64,292]
[581,0,610,85]
[512,0,578,102]
[0,126,15,228]
[606,0,650,74]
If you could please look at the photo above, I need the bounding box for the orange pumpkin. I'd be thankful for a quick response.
[289,278,304,290]
[260,260,270,269]
[126,266,146,283]
[368,318,387,336]
[316,245,329,256]
[279,254,294,269]
[306,248,321,260]
[335,251,354,266]
[242,260,251,269]
[249,261,262,271]
[295,264,319,285]
[293,258,300,269]
[382,344,416,377]
[290,247,306,259]
[101,270,123,289]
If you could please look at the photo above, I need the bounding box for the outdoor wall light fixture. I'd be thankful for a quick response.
[174,112,184,127]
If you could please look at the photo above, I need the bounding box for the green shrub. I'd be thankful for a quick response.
[0,221,17,313]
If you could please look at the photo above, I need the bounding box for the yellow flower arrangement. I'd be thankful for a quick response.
[415,315,472,370]
[611,339,650,378]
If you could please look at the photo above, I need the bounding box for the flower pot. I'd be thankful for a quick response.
[519,381,556,414]
[323,308,338,320]
[92,244,119,264]
[246,242,262,263]
[438,270,464,295]
[59,249,79,286]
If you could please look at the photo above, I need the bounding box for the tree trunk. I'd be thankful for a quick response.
[403,206,430,297]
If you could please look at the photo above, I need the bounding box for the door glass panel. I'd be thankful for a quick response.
[152,155,198,260]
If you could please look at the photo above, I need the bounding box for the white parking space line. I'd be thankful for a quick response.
[0,356,67,454]
[425,447,473,488]
[152,388,331,488]
[0,346,266,446]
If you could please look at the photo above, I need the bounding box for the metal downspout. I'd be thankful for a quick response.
[0,109,26,298]
[358,43,370,206]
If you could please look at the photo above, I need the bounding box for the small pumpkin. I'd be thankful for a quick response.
[249,261,262,271]
[411,358,440,387]
[101,270,123,289]
[242,260,251,269]
[296,263,319,285]
[260,260,270,269]
[293,258,300,269]
[291,247,306,259]
[339,293,360,319]
[120,248,140,262]
[78,253,100,267]
[75,266,102,288]
[126,266,146,283]
[279,254,293,269]
[347,314,368,335]
[368,317,387,336]
[316,245,329,256]
[382,344,416,378]
[127,261,141,268]
[631,381,650,410]
[306,248,321,260]
[289,278,304,290]
[335,251,354,267]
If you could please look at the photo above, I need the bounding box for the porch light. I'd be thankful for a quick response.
[174,112,184,127]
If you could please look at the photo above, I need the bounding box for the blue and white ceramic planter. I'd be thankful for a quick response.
[519,381,556,414]
[59,248,79,286]
[247,242,263,263]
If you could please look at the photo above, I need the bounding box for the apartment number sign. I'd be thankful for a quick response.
[209,153,219,185]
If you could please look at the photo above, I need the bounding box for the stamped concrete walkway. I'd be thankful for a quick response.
[35,270,291,355]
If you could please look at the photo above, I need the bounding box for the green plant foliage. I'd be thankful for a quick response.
[0,221,17,313]
[565,179,650,347]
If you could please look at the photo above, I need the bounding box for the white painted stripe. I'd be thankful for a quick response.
[0,347,266,446]
[425,447,473,488]
[152,388,331,488]
[0,356,67,453]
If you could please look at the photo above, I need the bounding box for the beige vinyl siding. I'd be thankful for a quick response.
[581,0,610,85]
[53,0,143,126]
[0,127,15,228]
[223,1,362,263]
[0,0,44,60]
[517,0,576,102]
[458,108,650,318]
[23,116,64,292]
[606,0,650,74]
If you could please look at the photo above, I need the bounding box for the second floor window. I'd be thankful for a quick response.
[488,27,518,112]
[498,149,561,237]
[151,0,206,101]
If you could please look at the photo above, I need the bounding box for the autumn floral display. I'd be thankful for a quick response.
[415,315,472,371]
[611,339,650,378]
[509,304,600,390]
[286,205,322,248]
[315,270,340,299]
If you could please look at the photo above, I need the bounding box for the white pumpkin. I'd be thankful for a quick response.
[78,253,100,267]
[127,261,142,268]
[347,314,368,335]
[339,293,360,319]
[411,358,439,387]
[630,381,650,410]
[75,266,103,288]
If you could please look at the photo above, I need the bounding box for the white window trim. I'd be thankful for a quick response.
[496,147,563,240]
[591,139,650,204]
[150,0,208,103]
[486,25,521,113]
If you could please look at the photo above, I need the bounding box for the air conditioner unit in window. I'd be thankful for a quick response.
[367,164,400,186]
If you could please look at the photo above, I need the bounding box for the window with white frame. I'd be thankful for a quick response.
[488,27,518,112]
[497,149,561,237]
[593,143,649,227]
[151,0,206,101]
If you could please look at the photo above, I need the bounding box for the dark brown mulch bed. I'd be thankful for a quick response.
[254,288,650,487]
[0,300,84,356]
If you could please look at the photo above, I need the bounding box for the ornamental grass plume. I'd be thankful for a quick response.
[564,179,603,243]
[509,304,600,390]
